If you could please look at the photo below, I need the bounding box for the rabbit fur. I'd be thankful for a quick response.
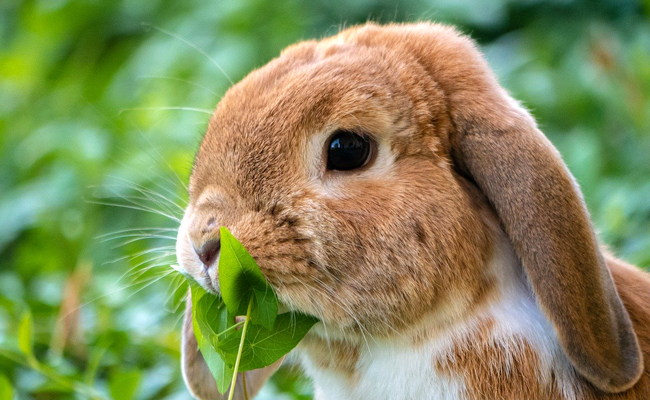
[176,22,650,400]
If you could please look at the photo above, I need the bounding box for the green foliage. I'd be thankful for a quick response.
[109,370,141,400]
[217,313,318,372]
[186,228,317,395]
[0,0,648,399]
[189,281,234,394]
[0,375,13,400]
[16,312,32,360]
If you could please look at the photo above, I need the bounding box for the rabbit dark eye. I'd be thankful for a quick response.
[326,131,371,171]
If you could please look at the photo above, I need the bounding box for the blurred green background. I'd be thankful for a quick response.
[1,0,649,398]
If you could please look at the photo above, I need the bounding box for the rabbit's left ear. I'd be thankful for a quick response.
[342,23,643,393]
[181,297,220,400]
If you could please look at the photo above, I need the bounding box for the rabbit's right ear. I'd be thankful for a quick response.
[341,23,643,393]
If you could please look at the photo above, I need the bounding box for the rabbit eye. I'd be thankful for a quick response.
[326,131,371,171]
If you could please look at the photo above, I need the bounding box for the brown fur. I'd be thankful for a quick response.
[579,259,650,399]
[177,22,649,399]
[431,258,650,400]
[333,23,643,392]
[299,336,360,378]
[434,318,564,400]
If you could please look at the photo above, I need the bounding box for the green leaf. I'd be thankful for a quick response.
[0,375,13,400]
[17,311,33,358]
[190,283,235,394]
[174,229,319,393]
[218,227,278,330]
[193,317,234,394]
[109,369,141,400]
[217,312,318,371]
[195,289,237,348]
[169,273,190,311]
[251,285,278,330]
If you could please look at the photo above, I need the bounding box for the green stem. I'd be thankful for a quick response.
[227,297,253,400]
[217,321,245,337]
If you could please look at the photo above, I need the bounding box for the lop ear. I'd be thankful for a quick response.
[343,23,644,393]
[181,296,221,400]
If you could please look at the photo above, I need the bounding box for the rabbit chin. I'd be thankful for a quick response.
[295,233,582,400]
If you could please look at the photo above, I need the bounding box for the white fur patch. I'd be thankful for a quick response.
[301,339,463,400]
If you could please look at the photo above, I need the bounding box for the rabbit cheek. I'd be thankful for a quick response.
[313,170,495,335]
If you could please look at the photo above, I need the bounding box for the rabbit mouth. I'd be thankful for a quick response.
[200,272,219,294]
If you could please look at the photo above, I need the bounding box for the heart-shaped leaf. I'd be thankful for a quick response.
[217,312,319,371]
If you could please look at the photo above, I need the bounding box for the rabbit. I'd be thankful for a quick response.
[175,22,650,400]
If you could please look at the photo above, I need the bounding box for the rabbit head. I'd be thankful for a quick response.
[177,22,643,394]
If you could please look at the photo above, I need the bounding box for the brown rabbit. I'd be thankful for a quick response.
[176,22,650,400]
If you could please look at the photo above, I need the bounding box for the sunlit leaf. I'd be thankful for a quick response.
[218,227,278,330]
[34,381,74,394]
[0,375,13,400]
[17,311,33,358]
[109,369,141,400]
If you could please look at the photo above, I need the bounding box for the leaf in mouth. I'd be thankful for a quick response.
[175,227,319,396]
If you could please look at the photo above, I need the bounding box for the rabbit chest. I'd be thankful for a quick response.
[296,249,583,400]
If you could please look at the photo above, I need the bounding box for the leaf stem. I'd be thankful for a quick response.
[217,321,245,337]
[227,297,253,400]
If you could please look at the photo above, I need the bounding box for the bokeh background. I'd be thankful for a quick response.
[1,0,649,398]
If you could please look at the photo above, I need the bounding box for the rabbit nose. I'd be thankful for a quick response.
[195,238,221,272]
